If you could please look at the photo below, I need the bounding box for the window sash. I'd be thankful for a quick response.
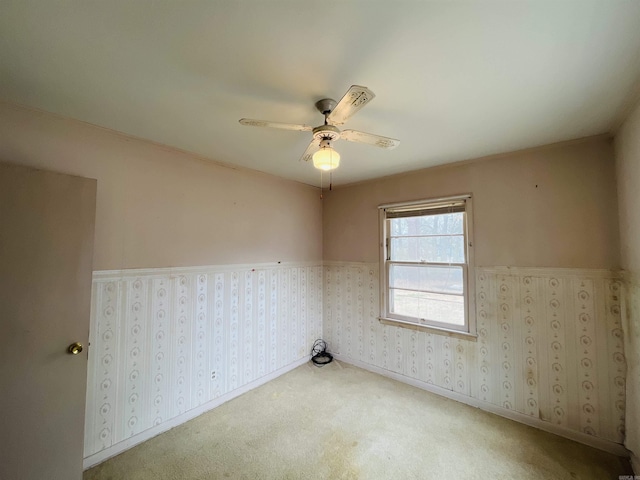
[386,261,469,331]
[383,197,468,218]
[386,204,466,218]
[380,194,474,334]
[388,233,466,263]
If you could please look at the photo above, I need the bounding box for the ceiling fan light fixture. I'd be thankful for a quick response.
[313,140,340,171]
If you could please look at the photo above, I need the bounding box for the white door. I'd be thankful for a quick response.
[0,162,96,480]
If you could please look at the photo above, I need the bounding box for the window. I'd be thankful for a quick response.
[379,194,475,335]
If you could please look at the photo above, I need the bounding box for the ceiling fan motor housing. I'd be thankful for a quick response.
[312,124,340,143]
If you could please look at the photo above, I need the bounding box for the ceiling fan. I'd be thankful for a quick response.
[239,85,399,171]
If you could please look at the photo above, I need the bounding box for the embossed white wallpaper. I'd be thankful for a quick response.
[323,263,626,448]
[84,260,628,465]
[622,278,640,469]
[84,263,323,465]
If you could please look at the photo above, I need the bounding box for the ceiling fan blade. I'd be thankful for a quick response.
[300,139,320,163]
[341,129,400,149]
[239,118,313,132]
[327,85,376,125]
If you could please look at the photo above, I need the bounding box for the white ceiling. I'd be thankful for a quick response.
[2,1,640,187]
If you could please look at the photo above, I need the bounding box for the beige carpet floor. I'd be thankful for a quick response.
[84,361,632,479]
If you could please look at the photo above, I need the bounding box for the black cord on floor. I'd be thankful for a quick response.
[311,339,333,367]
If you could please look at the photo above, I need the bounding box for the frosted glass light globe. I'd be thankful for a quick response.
[312,146,340,171]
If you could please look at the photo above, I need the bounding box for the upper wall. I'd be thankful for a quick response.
[323,136,620,269]
[615,101,640,274]
[0,103,323,270]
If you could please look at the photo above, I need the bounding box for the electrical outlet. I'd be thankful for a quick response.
[211,370,217,380]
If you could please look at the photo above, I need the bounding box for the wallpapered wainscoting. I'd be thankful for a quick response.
[622,276,640,471]
[83,263,323,468]
[323,262,627,453]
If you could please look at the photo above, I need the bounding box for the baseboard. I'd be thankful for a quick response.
[83,356,311,470]
[333,354,630,458]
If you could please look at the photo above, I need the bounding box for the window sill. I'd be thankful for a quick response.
[378,317,478,341]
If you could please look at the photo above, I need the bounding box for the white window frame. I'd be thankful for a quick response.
[378,194,476,337]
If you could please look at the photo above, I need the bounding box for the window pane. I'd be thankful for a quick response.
[390,235,464,263]
[390,213,463,237]
[389,264,463,295]
[390,290,465,326]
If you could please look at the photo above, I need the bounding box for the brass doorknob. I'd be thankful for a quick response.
[68,342,83,355]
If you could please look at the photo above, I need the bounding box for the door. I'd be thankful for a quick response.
[0,162,96,480]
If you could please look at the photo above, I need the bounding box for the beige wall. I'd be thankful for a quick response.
[616,104,640,274]
[323,136,620,269]
[0,102,322,271]
[615,100,640,471]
